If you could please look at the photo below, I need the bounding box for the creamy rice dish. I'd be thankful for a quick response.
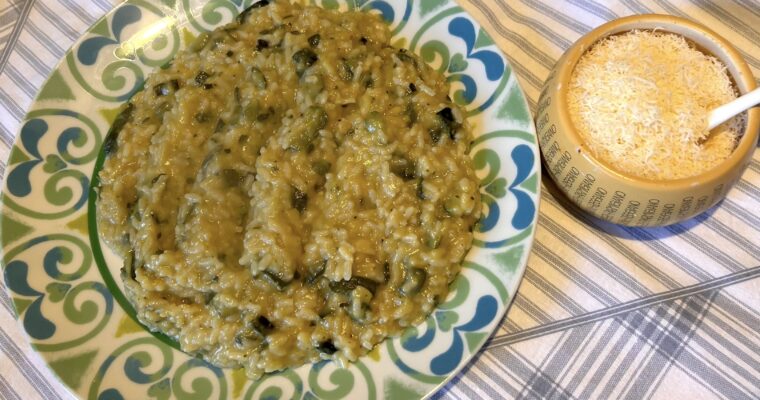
[96,0,481,378]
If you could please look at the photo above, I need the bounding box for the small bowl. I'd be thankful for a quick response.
[536,14,760,227]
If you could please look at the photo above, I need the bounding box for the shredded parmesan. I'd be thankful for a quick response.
[567,30,743,180]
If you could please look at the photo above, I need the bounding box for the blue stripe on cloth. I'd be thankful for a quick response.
[0,2,759,399]
[567,0,620,20]
[682,0,760,42]
[0,0,35,73]
[0,282,13,316]
[539,216,651,296]
[620,0,658,14]
[491,346,577,400]
[93,0,114,13]
[0,119,16,148]
[735,179,760,200]
[542,190,732,283]
[13,41,55,76]
[58,0,101,24]
[630,301,759,399]
[487,267,760,348]
[475,0,573,52]
[524,324,596,399]
[698,218,760,263]
[0,327,63,400]
[662,220,745,274]
[0,374,23,400]
[711,295,760,340]
[626,307,675,397]
[472,358,522,398]
[751,158,760,172]
[543,189,760,308]
[685,320,760,387]
[31,1,79,40]
[536,191,760,346]
[627,0,760,69]
[513,294,554,324]
[532,241,622,305]
[672,349,756,400]
[570,319,629,397]
[719,199,760,233]
[435,350,521,400]
[702,309,760,363]
[520,0,595,33]
[4,64,39,97]
[0,87,25,121]
[25,21,66,58]
[523,268,587,315]
[730,0,760,18]
[552,320,613,390]
[502,319,522,334]
[542,201,684,288]
[620,293,715,399]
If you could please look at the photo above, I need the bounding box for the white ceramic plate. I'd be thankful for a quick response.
[1,0,539,398]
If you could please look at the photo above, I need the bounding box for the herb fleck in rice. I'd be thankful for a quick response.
[97,0,481,378]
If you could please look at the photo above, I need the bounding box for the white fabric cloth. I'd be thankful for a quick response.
[1,1,758,399]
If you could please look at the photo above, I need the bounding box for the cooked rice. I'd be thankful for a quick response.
[96,0,480,378]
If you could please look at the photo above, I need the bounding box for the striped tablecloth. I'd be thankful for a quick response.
[1,1,758,399]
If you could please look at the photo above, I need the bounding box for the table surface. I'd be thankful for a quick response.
[0,1,758,399]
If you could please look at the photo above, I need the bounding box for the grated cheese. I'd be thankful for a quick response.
[567,30,743,180]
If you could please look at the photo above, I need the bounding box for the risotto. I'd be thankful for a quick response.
[96,0,481,378]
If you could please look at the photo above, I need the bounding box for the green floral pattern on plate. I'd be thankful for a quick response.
[0,0,540,398]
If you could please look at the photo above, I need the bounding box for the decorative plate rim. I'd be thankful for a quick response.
[0,1,541,398]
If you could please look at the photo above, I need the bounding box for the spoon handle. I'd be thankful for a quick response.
[708,87,760,130]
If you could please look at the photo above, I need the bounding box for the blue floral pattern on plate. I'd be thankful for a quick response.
[1,0,540,398]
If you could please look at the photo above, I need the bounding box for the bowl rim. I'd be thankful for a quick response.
[553,13,760,191]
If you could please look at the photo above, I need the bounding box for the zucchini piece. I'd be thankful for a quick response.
[288,106,327,151]
[317,339,337,355]
[348,286,372,321]
[337,60,353,81]
[194,111,211,123]
[153,80,179,97]
[291,187,308,213]
[262,269,291,291]
[102,103,134,157]
[189,32,210,52]
[436,107,459,141]
[389,153,416,181]
[444,196,464,217]
[195,71,210,85]
[425,231,441,249]
[308,34,320,47]
[210,296,239,318]
[221,169,242,187]
[292,48,318,77]
[311,159,331,175]
[305,260,327,285]
[416,178,425,200]
[237,0,269,23]
[399,268,426,296]
[250,67,267,90]
[234,315,273,348]
[329,276,378,295]
[364,111,383,134]
[122,249,136,280]
[253,315,274,333]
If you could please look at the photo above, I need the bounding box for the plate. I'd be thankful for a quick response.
[0,0,539,398]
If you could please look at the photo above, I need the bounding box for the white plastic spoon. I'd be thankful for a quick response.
[707,87,760,130]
